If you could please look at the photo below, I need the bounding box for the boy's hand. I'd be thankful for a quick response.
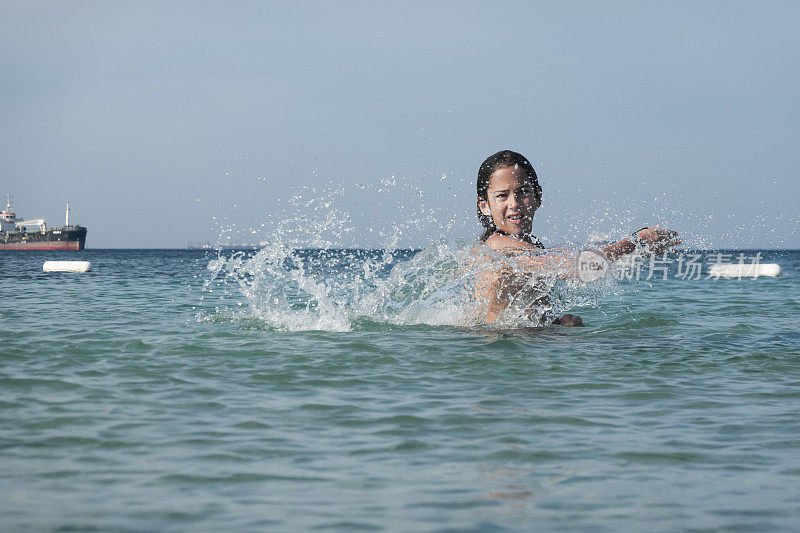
[634,226,682,255]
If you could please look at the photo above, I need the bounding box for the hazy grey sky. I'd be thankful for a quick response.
[2,1,798,248]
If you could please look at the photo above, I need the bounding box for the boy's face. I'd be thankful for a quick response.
[478,166,540,238]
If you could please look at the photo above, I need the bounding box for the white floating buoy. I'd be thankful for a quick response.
[709,263,781,278]
[43,260,92,272]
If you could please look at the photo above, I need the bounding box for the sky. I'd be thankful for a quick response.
[1,0,798,249]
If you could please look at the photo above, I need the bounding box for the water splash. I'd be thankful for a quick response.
[199,236,630,332]
[202,242,463,331]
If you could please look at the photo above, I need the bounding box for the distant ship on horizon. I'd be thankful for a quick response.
[0,195,87,250]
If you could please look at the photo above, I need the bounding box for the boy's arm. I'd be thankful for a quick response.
[482,227,681,278]
[600,226,681,260]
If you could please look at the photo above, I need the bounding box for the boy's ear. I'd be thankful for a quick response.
[478,197,491,216]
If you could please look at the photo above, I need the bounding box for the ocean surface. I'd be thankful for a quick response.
[2,247,799,532]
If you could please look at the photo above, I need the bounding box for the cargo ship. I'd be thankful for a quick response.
[0,195,87,250]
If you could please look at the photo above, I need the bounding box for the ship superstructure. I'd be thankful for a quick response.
[0,195,87,250]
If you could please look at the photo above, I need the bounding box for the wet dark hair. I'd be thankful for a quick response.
[476,150,542,242]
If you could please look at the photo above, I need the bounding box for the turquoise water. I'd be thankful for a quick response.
[2,248,799,531]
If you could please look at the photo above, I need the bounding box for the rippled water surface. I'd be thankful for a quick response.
[2,248,799,531]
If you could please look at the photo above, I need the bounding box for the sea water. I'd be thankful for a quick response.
[2,247,800,531]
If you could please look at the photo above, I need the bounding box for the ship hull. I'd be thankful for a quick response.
[0,227,87,251]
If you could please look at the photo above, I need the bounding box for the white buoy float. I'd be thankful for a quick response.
[43,260,92,272]
[708,263,781,278]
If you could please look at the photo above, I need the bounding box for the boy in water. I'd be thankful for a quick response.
[473,150,680,326]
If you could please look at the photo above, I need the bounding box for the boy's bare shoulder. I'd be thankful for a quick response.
[484,234,544,254]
